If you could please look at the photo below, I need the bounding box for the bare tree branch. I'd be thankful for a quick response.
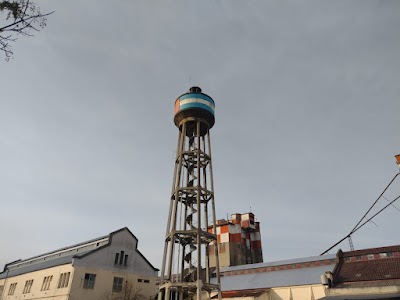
[0,0,54,61]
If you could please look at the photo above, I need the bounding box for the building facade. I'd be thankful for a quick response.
[208,213,263,268]
[0,227,158,300]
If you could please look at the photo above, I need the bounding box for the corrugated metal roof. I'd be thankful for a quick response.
[4,236,109,271]
[0,227,158,279]
[0,251,91,279]
[221,254,336,272]
[213,264,335,290]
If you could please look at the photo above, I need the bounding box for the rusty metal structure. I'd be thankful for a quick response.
[158,87,221,300]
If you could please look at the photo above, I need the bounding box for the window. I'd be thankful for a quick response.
[112,277,123,293]
[356,256,362,261]
[41,276,53,291]
[23,280,34,294]
[8,283,17,295]
[367,254,374,260]
[114,250,128,266]
[138,279,149,284]
[57,272,71,289]
[83,273,96,289]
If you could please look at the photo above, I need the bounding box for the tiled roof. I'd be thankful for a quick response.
[331,245,400,290]
[334,257,400,283]
[342,245,400,257]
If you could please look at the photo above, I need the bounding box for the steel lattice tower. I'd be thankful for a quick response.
[158,87,221,300]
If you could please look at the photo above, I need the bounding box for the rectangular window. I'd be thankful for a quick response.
[23,280,34,294]
[115,251,129,266]
[41,276,53,291]
[83,273,96,289]
[8,283,17,295]
[137,279,149,284]
[57,272,71,289]
[112,277,123,293]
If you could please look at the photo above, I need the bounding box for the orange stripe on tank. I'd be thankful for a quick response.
[174,99,180,113]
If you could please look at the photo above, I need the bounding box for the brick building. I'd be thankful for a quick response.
[208,213,263,268]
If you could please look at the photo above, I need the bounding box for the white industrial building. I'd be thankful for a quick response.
[211,254,337,300]
[0,227,158,300]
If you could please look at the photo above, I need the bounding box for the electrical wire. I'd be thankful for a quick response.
[320,172,400,255]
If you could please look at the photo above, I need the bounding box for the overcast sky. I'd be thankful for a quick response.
[1,1,400,271]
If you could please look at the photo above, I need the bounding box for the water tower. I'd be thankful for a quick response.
[158,87,221,300]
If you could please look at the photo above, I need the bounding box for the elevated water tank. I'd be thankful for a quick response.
[174,86,215,130]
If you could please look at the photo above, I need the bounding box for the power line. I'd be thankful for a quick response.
[320,172,400,255]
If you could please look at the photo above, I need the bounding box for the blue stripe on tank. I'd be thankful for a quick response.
[179,103,215,115]
[180,93,214,104]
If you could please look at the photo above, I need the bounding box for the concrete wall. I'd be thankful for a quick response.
[70,266,157,300]
[0,263,74,300]
[74,229,157,277]
[268,285,326,300]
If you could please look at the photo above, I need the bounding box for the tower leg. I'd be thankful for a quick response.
[159,119,221,300]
